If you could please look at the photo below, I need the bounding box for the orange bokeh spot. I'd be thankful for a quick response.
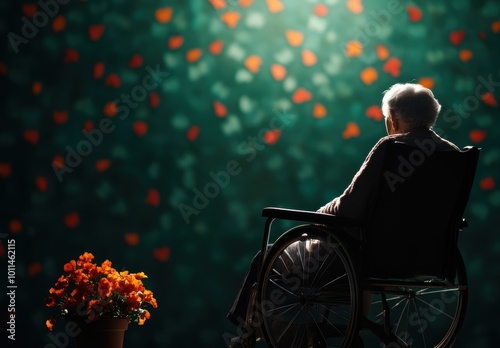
[214,100,227,117]
[469,130,487,143]
[270,64,287,81]
[105,73,121,88]
[187,125,200,141]
[22,4,38,17]
[64,212,80,229]
[239,0,254,8]
[128,54,143,68]
[89,24,105,41]
[94,62,105,79]
[480,177,495,191]
[103,101,118,117]
[302,50,317,66]
[407,5,422,22]
[209,0,225,10]
[244,55,262,73]
[155,7,173,24]
[459,49,473,62]
[35,176,48,192]
[314,4,328,16]
[449,30,465,46]
[52,155,65,169]
[360,67,378,85]
[84,120,94,132]
[53,111,68,125]
[0,163,11,177]
[481,92,498,107]
[221,11,241,29]
[376,44,389,60]
[168,36,184,50]
[286,30,304,47]
[292,88,312,104]
[313,103,327,118]
[342,122,360,139]
[347,0,363,14]
[149,92,160,108]
[263,129,281,145]
[383,57,401,77]
[154,246,171,262]
[24,129,39,145]
[64,48,79,63]
[418,77,435,89]
[186,48,203,63]
[491,20,500,33]
[346,41,363,57]
[365,105,383,121]
[33,81,42,95]
[124,232,140,246]
[96,159,111,172]
[9,219,22,234]
[145,188,160,207]
[28,262,42,277]
[209,40,224,55]
[133,121,148,137]
[267,0,284,13]
[52,15,66,32]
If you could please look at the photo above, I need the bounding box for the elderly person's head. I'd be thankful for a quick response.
[381,83,441,135]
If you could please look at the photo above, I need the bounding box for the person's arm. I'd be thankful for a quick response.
[317,137,390,220]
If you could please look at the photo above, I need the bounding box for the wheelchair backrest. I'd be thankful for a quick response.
[363,140,480,280]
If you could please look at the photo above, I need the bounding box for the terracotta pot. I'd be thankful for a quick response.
[76,318,129,348]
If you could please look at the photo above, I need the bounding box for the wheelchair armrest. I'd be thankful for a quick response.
[262,207,364,228]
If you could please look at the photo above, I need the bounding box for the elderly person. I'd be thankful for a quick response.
[228,83,459,348]
[317,82,459,218]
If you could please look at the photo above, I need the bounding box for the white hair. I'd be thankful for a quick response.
[381,83,442,129]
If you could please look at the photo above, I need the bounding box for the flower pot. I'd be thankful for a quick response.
[76,318,129,348]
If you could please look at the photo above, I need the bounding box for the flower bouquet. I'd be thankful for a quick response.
[45,252,158,331]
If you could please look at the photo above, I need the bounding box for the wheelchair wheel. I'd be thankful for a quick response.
[365,250,468,348]
[256,225,360,348]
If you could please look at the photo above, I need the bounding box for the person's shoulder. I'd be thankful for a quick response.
[428,130,461,151]
[372,134,399,149]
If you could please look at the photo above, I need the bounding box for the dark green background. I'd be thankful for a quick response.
[1,0,499,347]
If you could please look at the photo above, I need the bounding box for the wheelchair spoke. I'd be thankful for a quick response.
[309,249,339,290]
[375,296,406,319]
[415,296,455,320]
[309,308,329,343]
[266,302,299,315]
[269,278,300,298]
[412,298,428,348]
[318,303,351,322]
[416,287,458,296]
[394,299,409,335]
[275,304,306,343]
[314,273,347,293]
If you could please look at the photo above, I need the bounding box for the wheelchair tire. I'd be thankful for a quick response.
[363,249,468,348]
[256,225,361,348]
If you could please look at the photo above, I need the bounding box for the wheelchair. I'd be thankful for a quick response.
[250,142,480,348]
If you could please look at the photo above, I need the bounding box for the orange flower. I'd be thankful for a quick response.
[45,296,56,307]
[138,309,151,325]
[45,252,157,328]
[133,272,148,279]
[46,318,56,331]
[63,260,76,272]
[78,252,95,265]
